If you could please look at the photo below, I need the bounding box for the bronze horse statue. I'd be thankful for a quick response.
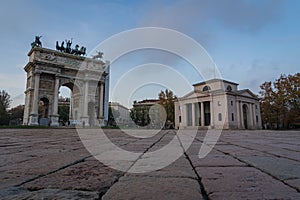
[31,36,42,48]
[55,39,86,56]
[56,41,65,52]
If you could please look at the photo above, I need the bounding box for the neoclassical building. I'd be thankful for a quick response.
[174,79,262,129]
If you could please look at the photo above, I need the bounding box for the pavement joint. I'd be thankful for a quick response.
[177,133,209,200]
[221,140,300,162]
[212,140,300,193]
[100,130,170,198]
[14,155,92,188]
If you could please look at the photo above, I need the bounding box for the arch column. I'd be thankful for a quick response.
[50,74,60,126]
[99,82,104,118]
[80,79,90,127]
[28,71,40,125]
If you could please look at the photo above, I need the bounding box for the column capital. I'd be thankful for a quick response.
[34,70,42,75]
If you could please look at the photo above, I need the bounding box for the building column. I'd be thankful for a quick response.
[200,102,204,127]
[248,103,253,129]
[240,101,244,129]
[210,100,214,128]
[28,71,40,125]
[252,104,256,128]
[191,103,195,126]
[51,75,60,126]
[236,100,240,129]
[181,104,185,126]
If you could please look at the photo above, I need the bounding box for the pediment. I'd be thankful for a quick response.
[237,89,258,98]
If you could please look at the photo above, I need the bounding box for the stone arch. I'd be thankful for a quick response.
[23,47,109,126]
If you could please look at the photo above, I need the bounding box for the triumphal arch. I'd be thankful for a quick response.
[23,38,109,126]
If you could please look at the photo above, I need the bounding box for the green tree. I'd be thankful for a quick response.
[9,105,24,119]
[0,90,12,125]
[158,89,177,128]
[130,106,150,127]
[58,105,69,124]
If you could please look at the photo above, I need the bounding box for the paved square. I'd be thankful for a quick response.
[0,129,300,199]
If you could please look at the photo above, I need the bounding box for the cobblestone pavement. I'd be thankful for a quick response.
[0,129,300,199]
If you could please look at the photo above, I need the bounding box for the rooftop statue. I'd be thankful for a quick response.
[55,39,86,56]
[92,51,104,60]
[31,36,42,48]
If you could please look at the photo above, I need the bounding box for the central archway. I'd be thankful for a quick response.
[59,81,81,126]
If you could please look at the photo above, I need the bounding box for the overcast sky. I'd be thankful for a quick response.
[0,0,299,108]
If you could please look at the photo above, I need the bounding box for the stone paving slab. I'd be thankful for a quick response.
[1,129,300,199]
[196,166,300,199]
[102,176,203,200]
[0,187,99,200]
[24,160,123,194]
[238,156,300,181]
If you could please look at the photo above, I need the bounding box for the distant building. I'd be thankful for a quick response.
[174,79,262,129]
[131,99,162,127]
[132,99,159,109]
[109,102,131,126]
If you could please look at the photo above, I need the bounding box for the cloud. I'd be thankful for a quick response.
[138,0,283,39]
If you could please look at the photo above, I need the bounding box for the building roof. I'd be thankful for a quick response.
[133,99,159,107]
[192,78,239,86]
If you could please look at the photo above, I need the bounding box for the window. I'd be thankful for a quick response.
[218,113,222,121]
[231,101,233,106]
[256,115,258,123]
[203,85,211,92]
[232,113,234,121]
[226,85,232,92]
[179,116,182,123]
[255,105,258,109]
[178,105,180,110]
[218,101,221,106]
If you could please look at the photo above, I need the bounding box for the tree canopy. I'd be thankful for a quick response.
[0,90,12,125]
[158,89,177,128]
[259,73,300,129]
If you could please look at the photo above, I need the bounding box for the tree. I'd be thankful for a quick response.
[58,105,69,125]
[158,89,177,128]
[0,90,12,125]
[130,106,150,127]
[259,73,300,129]
[9,104,24,119]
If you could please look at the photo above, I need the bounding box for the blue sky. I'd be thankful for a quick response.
[0,0,299,108]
